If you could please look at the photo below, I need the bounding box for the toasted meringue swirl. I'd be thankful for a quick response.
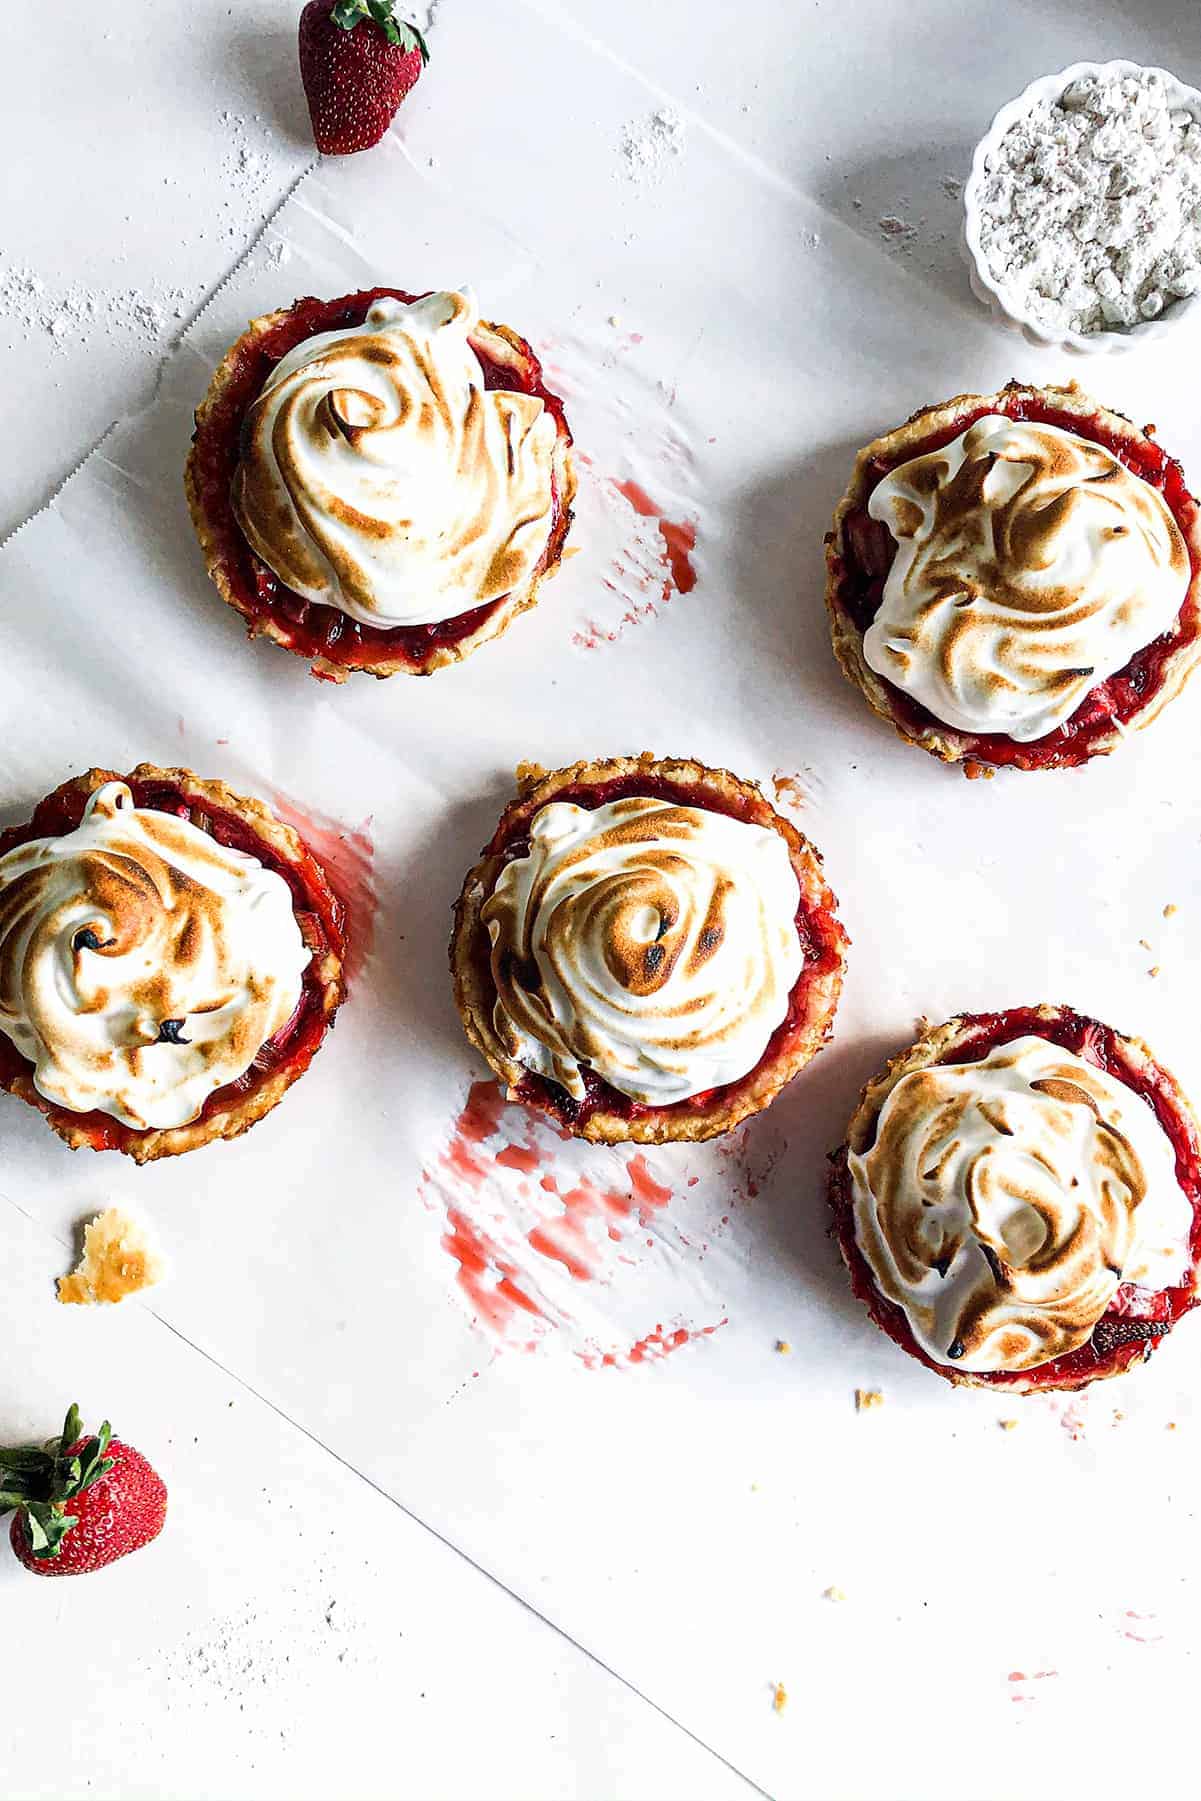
[849,1036,1193,1373]
[863,415,1190,741]
[232,290,558,629]
[0,783,311,1131]
[483,798,803,1105]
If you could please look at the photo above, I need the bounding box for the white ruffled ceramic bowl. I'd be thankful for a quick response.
[962,58,1201,355]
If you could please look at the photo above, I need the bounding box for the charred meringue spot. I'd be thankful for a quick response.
[0,782,311,1132]
[231,290,557,632]
[863,415,1190,741]
[849,1036,1192,1374]
[481,797,803,1106]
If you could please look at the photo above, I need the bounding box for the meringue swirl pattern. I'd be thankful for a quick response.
[232,290,558,629]
[482,798,803,1106]
[849,1036,1193,1373]
[863,415,1189,741]
[0,783,311,1131]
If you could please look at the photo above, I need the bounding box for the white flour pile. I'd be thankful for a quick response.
[620,106,686,181]
[975,67,1201,333]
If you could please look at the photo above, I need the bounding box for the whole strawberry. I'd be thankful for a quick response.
[299,0,430,156]
[0,1404,167,1577]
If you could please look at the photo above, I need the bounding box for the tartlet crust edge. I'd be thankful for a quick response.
[450,752,847,1145]
[184,305,578,682]
[824,380,1201,773]
[830,1003,1201,1393]
[0,764,345,1164]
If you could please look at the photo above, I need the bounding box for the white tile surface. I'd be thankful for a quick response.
[2,4,1200,1800]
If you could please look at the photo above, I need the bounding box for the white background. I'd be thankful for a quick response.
[1,5,1200,1800]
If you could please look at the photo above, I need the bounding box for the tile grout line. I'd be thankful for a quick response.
[1,1189,769,1801]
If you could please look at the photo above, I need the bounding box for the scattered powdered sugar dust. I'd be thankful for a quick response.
[620,106,687,182]
[976,67,1201,332]
[0,258,191,354]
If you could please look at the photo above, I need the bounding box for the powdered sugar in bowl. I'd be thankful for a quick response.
[963,60,1201,353]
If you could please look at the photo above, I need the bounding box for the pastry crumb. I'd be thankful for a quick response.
[998,1418,1019,1432]
[57,1206,163,1306]
[1148,966,1161,978]
[772,1682,788,1713]
[1167,1421,1178,1431]
[823,1585,846,1602]
[1163,904,1177,919]
[775,1338,792,1354]
[855,1387,884,1411]
[1139,938,1153,951]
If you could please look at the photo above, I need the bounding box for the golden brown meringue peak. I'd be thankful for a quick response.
[849,1036,1192,1373]
[232,290,558,629]
[0,782,310,1131]
[482,796,803,1106]
[863,415,1189,741]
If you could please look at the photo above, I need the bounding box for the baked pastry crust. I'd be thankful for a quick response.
[825,380,1201,774]
[0,764,345,1163]
[829,1005,1201,1393]
[185,297,577,682]
[451,752,847,1145]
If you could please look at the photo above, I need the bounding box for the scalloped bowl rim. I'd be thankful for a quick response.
[963,58,1201,355]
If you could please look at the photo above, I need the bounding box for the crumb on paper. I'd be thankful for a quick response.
[1163,903,1177,918]
[608,313,621,327]
[1167,1421,1178,1431]
[823,1585,846,1602]
[775,1338,792,1354]
[772,1682,788,1714]
[57,1206,163,1306]
[998,1418,1019,1431]
[1139,939,1153,951]
[855,1388,884,1412]
[1148,966,1161,978]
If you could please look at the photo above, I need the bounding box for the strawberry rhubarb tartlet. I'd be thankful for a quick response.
[829,1006,1201,1392]
[185,287,576,681]
[0,766,345,1162]
[451,754,848,1144]
[825,381,1201,772]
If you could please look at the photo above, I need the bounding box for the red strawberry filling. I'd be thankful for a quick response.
[830,395,1201,769]
[190,288,573,677]
[829,1006,1201,1389]
[0,777,345,1152]
[475,771,847,1131]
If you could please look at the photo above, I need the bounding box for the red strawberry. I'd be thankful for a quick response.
[1,1405,167,1577]
[299,0,430,156]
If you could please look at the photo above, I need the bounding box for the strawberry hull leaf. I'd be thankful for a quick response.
[330,0,430,61]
